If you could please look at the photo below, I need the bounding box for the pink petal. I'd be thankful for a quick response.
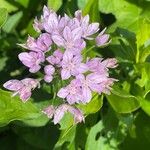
[57,88,69,98]
[19,87,32,102]
[76,74,85,81]
[52,35,65,47]
[68,107,84,123]
[53,107,65,124]
[78,63,88,74]
[44,65,55,75]
[63,26,72,41]
[82,87,92,103]
[63,51,73,62]
[42,106,55,118]
[72,27,82,41]
[29,65,41,73]
[18,52,32,67]
[87,73,106,83]
[87,23,99,36]
[61,68,71,80]
[96,34,110,46]
[3,80,23,91]
[82,15,89,27]
[44,75,53,83]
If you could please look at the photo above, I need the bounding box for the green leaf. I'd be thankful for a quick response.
[85,120,104,150]
[138,90,150,116]
[0,89,42,127]
[48,0,62,11]
[136,19,150,62]
[15,0,29,8]
[78,0,88,9]
[106,85,140,113]
[55,125,76,149]
[77,94,103,115]
[135,63,150,87]
[59,113,74,130]
[98,0,141,33]
[0,8,8,28]
[82,0,100,22]
[2,11,23,33]
[0,0,18,12]
[86,108,134,150]
[121,111,150,150]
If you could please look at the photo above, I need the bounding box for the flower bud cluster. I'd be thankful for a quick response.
[3,6,117,124]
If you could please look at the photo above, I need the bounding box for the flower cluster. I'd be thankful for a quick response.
[3,6,117,124]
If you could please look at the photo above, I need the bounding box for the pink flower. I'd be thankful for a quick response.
[42,7,60,34]
[53,104,84,124]
[18,52,45,73]
[46,49,63,66]
[52,26,86,55]
[3,78,40,102]
[76,73,108,103]
[75,10,99,40]
[44,65,55,83]
[33,17,43,32]
[67,106,85,123]
[57,79,83,104]
[42,106,55,118]
[19,33,52,52]
[61,51,88,80]
[95,28,111,47]
[87,58,118,75]
[97,78,117,94]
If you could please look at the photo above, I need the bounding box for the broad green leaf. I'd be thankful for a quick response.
[85,120,104,150]
[110,28,136,62]
[98,0,141,33]
[139,91,150,116]
[121,111,150,150]
[0,89,42,127]
[106,86,140,113]
[59,113,74,130]
[140,98,150,116]
[22,115,49,127]
[0,0,18,12]
[136,19,150,49]
[86,109,133,150]
[78,0,88,9]
[0,8,8,28]
[48,0,62,11]
[55,125,76,149]
[2,11,23,33]
[82,0,100,22]
[136,19,150,62]
[15,0,29,8]
[77,94,103,115]
[135,63,150,87]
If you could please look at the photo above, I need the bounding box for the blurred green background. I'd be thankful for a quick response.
[1,0,150,150]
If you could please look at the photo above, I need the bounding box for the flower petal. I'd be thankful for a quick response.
[52,35,65,47]
[82,87,92,103]
[61,68,71,80]
[57,88,69,98]
[3,80,23,91]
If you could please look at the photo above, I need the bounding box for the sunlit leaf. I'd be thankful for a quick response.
[0,8,8,28]
[2,11,23,33]
[98,0,141,33]
[0,89,42,127]
[48,0,62,11]
[106,85,140,113]
[77,94,103,115]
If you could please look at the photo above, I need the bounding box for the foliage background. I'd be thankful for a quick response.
[0,0,150,149]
